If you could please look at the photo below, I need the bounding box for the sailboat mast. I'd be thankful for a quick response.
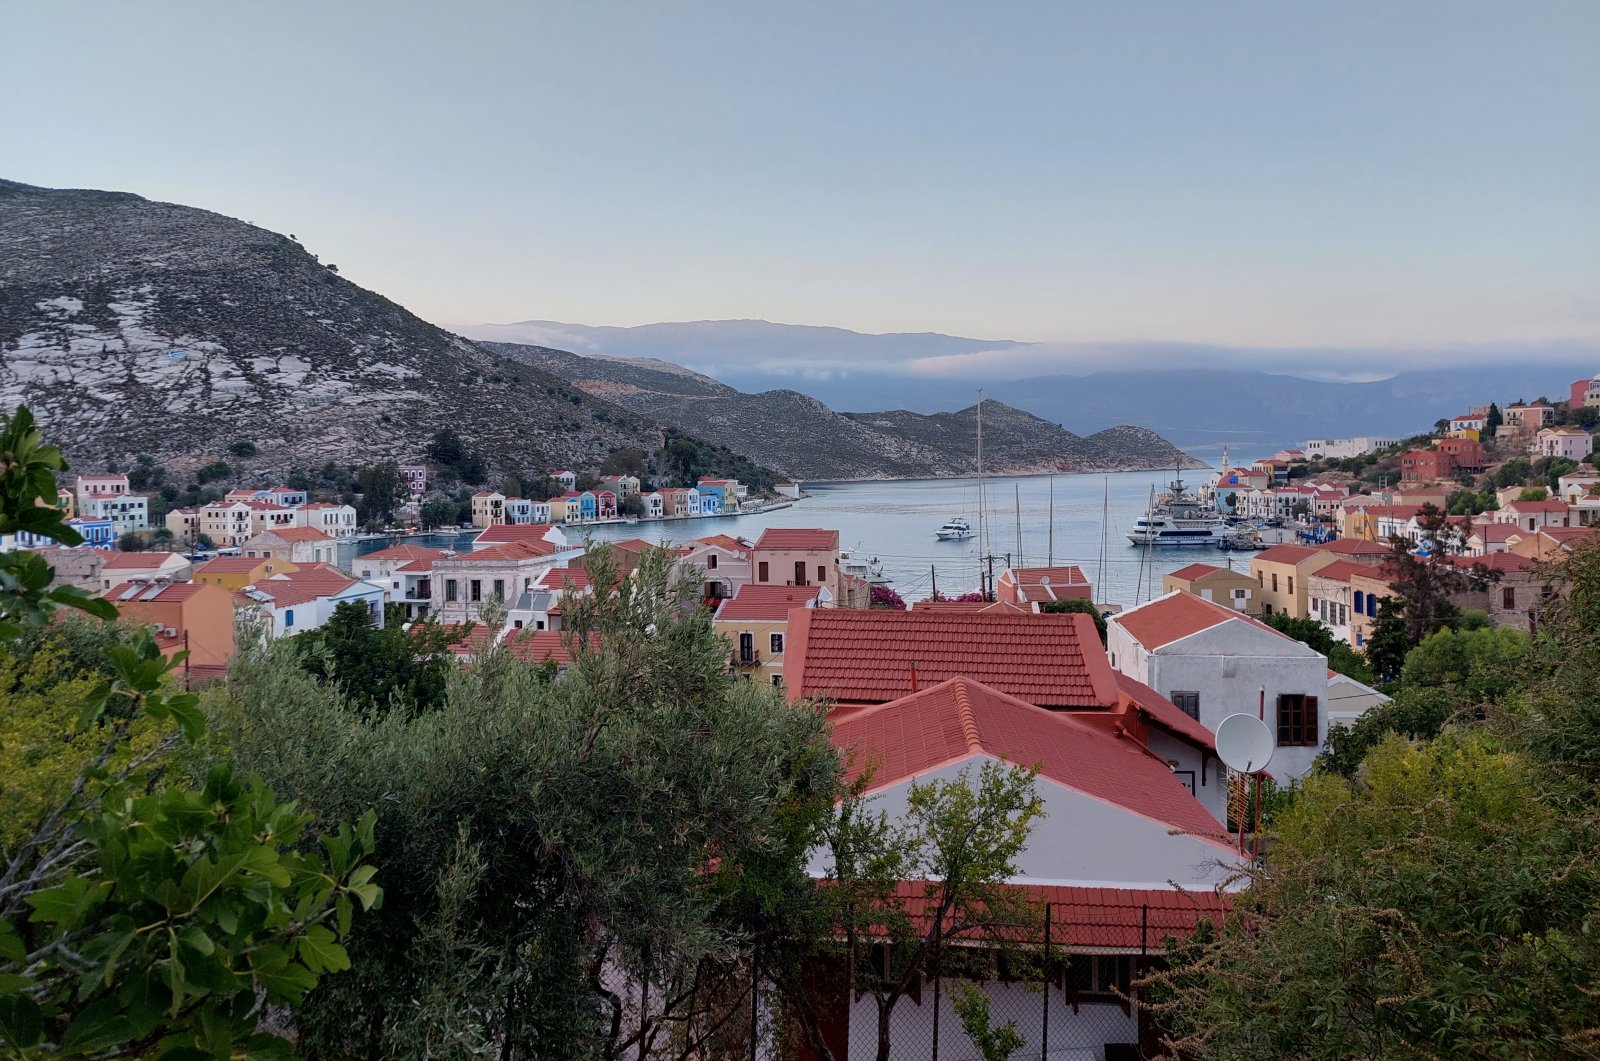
[1014,483,1022,569]
[1048,475,1055,567]
[975,391,986,561]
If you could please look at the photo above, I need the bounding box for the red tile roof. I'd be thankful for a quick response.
[105,581,207,603]
[431,621,498,657]
[692,533,750,554]
[1305,559,1371,583]
[1000,565,1091,602]
[1451,552,1535,573]
[874,880,1229,952]
[362,543,450,562]
[911,599,1033,614]
[754,528,840,552]
[1111,673,1217,752]
[262,526,331,543]
[1165,563,1234,582]
[713,584,822,622]
[474,523,560,547]
[1314,538,1391,556]
[1470,523,1521,543]
[1503,499,1572,514]
[462,540,556,562]
[196,556,276,575]
[1538,525,1599,545]
[831,677,1226,841]
[502,629,584,665]
[1253,544,1325,565]
[785,609,1116,708]
[1112,591,1287,652]
[248,566,360,608]
[102,551,184,569]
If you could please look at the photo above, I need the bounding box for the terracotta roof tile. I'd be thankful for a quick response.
[1314,538,1390,556]
[1253,543,1325,565]
[754,528,840,552]
[786,609,1116,708]
[1112,591,1288,652]
[105,581,207,602]
[361,543,450,562]
[102,551,184,569]
[713,584,821,622]
[831,677,1227,841]
[1166,563,1233,582]
[1306,559,1371,583]
[474,523,559,546]
[262,526,331,543]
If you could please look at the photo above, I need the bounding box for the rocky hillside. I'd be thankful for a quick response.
[486,342,1201,480]
[0,180,660,476]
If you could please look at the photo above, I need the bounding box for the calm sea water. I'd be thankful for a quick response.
[343,470,1275,609]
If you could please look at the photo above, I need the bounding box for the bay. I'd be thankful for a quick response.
[341,469,1275,609]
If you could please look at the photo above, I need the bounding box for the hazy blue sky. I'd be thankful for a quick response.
[5,1,1598,353]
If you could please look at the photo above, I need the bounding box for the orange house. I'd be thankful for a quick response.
[108,581,236,685]
[192,556,300,592]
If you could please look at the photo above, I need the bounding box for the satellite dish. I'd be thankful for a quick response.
[1215,713,1275,774]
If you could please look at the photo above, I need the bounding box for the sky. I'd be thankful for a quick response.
[4,0,1599,365]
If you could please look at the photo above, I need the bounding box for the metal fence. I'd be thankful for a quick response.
[599,899,1217,1060]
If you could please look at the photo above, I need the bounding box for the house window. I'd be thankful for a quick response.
[817,564,827,583]
[470,580,482,602]
[1367,596,1377,617]
[1503,587,1516,609]
[1276,693,1318,746]
[493,579,505,600]
[1353,590,1365,613]
[771,674,783,687]
[1271,573,1279,592]
[770,632,784,655]
[445,579,458,602]
[1170,691,1200,720]
[1257,572,1264,587]
[738,632,755,664]
[1065,955,1134,1001]
[758,561,769,582]
[707,554,718,570]
[794,561,806,586]
[284,609,295,628]
[1287,576,1294,595]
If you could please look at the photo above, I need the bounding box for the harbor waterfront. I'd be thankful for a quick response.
[339,469,1281,610]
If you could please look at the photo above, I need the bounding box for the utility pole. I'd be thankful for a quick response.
[930,564,938,599]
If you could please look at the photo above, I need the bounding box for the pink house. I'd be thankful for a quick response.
[1494,499,1575,533]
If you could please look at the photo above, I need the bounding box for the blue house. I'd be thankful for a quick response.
[12,516,116,551]
[694,487,724,516]
[574,491,599,522]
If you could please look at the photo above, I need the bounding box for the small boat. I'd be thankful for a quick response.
[935,516,975,541]
[840,547,891,585]
[1217,532,1265,552]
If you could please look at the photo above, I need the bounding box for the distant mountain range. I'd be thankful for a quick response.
[481,342,1202,481]
[460,320,1592,460]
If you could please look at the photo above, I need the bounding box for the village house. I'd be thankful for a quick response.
[1536,426,1593,461]
[1450,552,1549,633]
[1574,375,1600,409]
[1106,590,1337,781]
[471,491,507,528]
[1557,471,1600,505]
[995,565,1093,608]
[675,533,754,602]
[399,465,428,496]
[1327,671,1392,729]
[504,497,552,524]
[804,675,1237,1061]
[552,470,578,492]
[1305,560,1374,645]
[1493,498,1575,533]
[638,490,665,519]
[1312,537,1393,563]
[193,555,301,592]
[239,526,337,565]
[1466,521,1522,556]
[299,502,358,538]
[108,581,236,686]
[1508,524,1600,561]
[599,474,640,498]
[237,565,386,639]
[1162,562,1258,611]
[750,528,864,606]
[658,487,693,518]
[594,489,618,520]
[1502,402,1555,435]
[783,608,1226,822]
[164,507,200,543]
[692,486,725,516]
[97,551,192,593]
[74,473,130,507]
[713,583,826,687]
[431,541,561,624]
[1250,544,1338,617]
[1302,436,1401,460]
[197,501,260,547]
[35,546,103,595]
[77,490,149,534]
[1450,411,1488,433]
[473,522,569,550]
[353,543,452,620]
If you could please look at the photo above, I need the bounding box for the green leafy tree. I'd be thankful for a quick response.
[355,462,408,527]
[1518,486,1549,502]
[1484,402,1502,433]
[218,544,843,1059]
[194,460,233,486]
[115,532,146,552]
[1364,596,1410,683]
[424,428,465,467]
[950,982,1024,1061]
[617,493,645,518]
[811,761,1044,1061]
[294,602,461,716]
[1039,597,1107,643]
[228,439,258,459]
[599,448,648,478]
[0,405,382,1059]
[419,497,458,530]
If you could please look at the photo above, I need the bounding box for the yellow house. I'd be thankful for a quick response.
[712,583,826,688]
[192,556,300,592]
[1161,562,1259,612]
[1250,544,1338,618]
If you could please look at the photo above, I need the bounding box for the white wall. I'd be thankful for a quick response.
[810,757,1235,889]
[1146,728,1226,825]
[1144,623,1329,780]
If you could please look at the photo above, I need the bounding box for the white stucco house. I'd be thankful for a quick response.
[1106,590,1332,781]
[237,565,386,639]
[805,676,1237,1061]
